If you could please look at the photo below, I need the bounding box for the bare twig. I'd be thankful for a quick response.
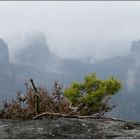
[32,111,102,120]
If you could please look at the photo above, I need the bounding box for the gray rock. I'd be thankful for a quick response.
[15,32,51,67]
[0,118,140,139]
[131,40,140,58]
[0,39,9,65]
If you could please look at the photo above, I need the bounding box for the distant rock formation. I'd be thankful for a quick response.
[16,32,51,67]
[1,34,140,121]
[130,40,140,58]
[0,39,9,65]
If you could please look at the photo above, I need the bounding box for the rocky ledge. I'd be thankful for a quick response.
[0,117,140,139]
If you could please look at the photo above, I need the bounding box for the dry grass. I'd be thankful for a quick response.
[0,80,71,120]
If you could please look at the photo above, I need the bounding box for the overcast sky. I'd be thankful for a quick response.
[0,1,140,61]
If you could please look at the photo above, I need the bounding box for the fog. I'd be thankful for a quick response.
[0,1,140,61]
[1,1,140,121]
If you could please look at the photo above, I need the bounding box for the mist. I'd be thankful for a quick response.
[0,1,140,61]
[1,1,140,121]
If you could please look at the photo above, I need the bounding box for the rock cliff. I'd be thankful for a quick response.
[131,40,140,58]
[0,39,9,65]
[15,32,51,67]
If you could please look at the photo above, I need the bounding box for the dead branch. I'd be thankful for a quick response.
[32,112,101,120]
[30,78,38,92]
[32,112,125,122]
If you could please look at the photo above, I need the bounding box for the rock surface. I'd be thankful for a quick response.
[1,118,140,139]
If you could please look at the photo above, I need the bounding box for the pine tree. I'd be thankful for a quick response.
[64,73,122,116]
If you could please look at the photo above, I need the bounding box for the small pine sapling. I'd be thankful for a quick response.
[64,73,122,117]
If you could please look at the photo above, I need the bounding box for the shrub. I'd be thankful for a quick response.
[0,73,122,120]
[64,73,122,116]
[0,80,71,120]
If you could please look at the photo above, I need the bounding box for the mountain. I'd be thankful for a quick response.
[1,33,140,120]
[0,33,93,100]
[15,32,51,67]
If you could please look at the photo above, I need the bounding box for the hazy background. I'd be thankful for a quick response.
[1,1,140,121]
[0,1,140,62]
